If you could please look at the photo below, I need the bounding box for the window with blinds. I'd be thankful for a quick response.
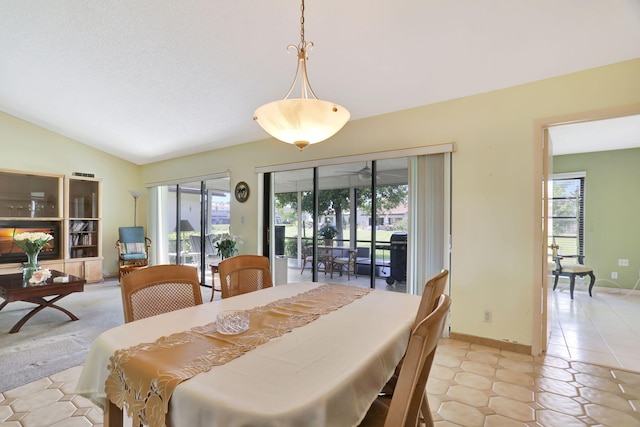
[549,175,585,258]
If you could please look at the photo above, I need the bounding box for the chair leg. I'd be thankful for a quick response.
[569,275,576,299]
[587,272,596,297]
[420,391,434,427]
[553,274,559,291]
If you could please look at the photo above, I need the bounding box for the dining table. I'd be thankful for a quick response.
[76,282,420,427]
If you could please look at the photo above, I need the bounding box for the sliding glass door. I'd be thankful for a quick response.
[271,158,415,291]
[151,175,230,287]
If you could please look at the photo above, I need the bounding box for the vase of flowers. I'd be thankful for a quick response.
[13,232,53,281]
[318,223,338,247]
[214,234,241,259]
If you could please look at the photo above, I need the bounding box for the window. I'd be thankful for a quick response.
[549,173,585,257]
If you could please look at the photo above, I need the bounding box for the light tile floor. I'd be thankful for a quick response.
[3,278,640,426]
[2,338,640,426]
[547,280,640,372]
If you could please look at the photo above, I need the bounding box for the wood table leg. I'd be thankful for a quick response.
[210,263,220,301]
[9,294,78,333]
[104,399,124,427]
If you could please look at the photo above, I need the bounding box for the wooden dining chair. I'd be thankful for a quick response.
[217,255,273,299]
[413,269,449,328]
[120,264,203,323]
[379,270,449,415]
[359,293,451,427]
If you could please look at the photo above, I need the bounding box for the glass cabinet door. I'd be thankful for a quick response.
[67,177,101,259]
[0,171,62,218]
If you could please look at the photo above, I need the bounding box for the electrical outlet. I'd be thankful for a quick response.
[483,310,492,322]
[618,259,629,267]
[611,271,618,279]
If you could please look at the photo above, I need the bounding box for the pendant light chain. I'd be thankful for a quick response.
[300,0,305,47]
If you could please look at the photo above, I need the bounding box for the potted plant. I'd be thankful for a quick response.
[214,234,241,259]
[318,223,337,247]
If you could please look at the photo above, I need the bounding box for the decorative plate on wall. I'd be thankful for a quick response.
[234,181,250,203]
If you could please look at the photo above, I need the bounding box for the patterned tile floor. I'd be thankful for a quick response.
[1,338,640,426]
[2,278,640,426]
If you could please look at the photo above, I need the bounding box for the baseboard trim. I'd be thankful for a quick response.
[449,332,532,355]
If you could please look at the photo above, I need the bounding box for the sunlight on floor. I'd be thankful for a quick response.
[548,278,640,372]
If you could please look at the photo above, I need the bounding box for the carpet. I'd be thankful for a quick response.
[0,279,124,392]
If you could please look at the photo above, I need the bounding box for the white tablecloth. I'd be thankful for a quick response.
[77,282,420,427]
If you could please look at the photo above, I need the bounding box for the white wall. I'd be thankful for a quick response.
[2,58,639,348]
[0,112,141,277]
[141,59,640,348]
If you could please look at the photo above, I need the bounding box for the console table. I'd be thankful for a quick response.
[0,270,85,333]
[208,261,223,301]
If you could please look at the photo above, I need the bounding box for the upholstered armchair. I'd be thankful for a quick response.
[116,226,151,279]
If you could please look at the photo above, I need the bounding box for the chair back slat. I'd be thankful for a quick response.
[413,269,449,327]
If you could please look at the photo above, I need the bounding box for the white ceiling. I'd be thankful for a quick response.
[1,1,639,165]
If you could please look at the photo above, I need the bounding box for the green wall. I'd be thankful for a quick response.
[554,148,640,289]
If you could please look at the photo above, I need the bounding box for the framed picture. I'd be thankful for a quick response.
[234,181,250,203]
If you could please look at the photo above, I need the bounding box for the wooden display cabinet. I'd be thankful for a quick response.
[0,170,103,282]
[0,170,64,275]
[65,176,103,283]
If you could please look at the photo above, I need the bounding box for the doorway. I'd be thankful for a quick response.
[537,107,640,370]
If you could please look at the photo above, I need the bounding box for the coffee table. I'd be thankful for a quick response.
[0,270,86,333]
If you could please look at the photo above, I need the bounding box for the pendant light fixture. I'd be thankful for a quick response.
[253,0,350,151]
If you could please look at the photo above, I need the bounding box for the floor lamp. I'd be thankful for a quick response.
[128,190,142,226]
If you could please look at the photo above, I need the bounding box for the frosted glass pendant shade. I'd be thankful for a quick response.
[254,98,350,150]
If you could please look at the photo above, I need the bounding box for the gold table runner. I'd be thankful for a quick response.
[105,284,372,427]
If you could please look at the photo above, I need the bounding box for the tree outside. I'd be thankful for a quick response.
[275,185,408,258]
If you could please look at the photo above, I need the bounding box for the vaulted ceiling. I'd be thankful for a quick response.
[1,1,639,165]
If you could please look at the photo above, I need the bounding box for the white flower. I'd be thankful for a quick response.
[13,232,54,254]
[14,232,53,243]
